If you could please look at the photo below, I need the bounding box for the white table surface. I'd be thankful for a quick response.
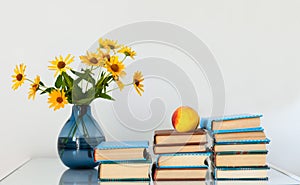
[0,158,299,185]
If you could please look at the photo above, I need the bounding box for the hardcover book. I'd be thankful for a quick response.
[94,141,149,162]
[154,129,207,145]
[152,164,208,181]
[214,151,268,167]
[156,152,211,168]
[214,139,270,152]
[214,180,267,185]
[153,143,207,154]
[98,158,152,181]
[200,114,263,131]
[214,129,266,142]
[100,182,150,185]
[154,181,207,185]
[214,166,270,180]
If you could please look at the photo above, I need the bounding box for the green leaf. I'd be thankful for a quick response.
[71,69,95,86]
[73,96,94,105]
[55,75,63,88]
[62,72,74,90]
[72,84,85,100]
[85,87,96,98]
[39,81,45,87]
[40,87,55,95]
[65,91,73,104]
[99,93,115,101]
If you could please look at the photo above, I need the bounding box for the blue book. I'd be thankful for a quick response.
[94,141,149,162]
[98,157,152,182]
[212,127,263,134]
[96,141,149,149]
[215,138,270,145]
[214,138,270,152]
[156,152,211,168]
[213,127,266,143]
[214,166,270,180]
[200,114,263,131]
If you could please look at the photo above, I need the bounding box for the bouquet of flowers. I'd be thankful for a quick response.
[12,38,144,110]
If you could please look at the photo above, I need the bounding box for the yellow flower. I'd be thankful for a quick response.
[105,56,126,78]
[118,46,136,59]
[97,48,111,62]
[80,51,105,67]
[48,89,68,111]
[133,71,144,96]
[98,38,120,50]
[12,63,26,90]
[98,38,107,48]
[28,75,40,100]
[115,79,124,91]
[48,54,74,77]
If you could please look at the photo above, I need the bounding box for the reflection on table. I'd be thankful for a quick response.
[58,169,269,185]
[59,169,98,185]
[1,159,299,185]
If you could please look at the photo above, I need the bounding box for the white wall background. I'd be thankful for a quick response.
[1,0,300,179]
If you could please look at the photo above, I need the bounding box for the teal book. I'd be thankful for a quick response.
[213,127,267,143]
[98,157,152,182]
[156,152,211,168]
[214,166,270,180]
[200,114,263,131]
[215,138,270,145]
[94,141,149,162]
[214,139,270,152]
[96,141,149,149]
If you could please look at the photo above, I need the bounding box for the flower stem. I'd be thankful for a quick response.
[25,79,34,84]
[85,66,93,92]
[106,83,133,93]
[121,56,127,62]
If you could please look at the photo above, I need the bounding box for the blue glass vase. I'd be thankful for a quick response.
[57,105,106,169]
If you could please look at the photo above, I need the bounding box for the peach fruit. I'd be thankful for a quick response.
[172,106,200,132]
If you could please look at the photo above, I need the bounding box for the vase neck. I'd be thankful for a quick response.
[71,105,92,118]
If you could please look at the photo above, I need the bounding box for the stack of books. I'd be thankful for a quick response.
[152,129,211,181]
[94,141,152,182]
[201,114,270,181]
